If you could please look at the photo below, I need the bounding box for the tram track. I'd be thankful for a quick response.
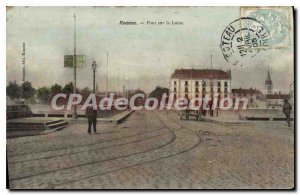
[9,110,202,189]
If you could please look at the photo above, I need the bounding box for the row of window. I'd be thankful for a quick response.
[174,87,228,93]
[183,94,228,99]
[174,80,228,87]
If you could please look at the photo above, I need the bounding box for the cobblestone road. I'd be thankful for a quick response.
[7,110,294,189]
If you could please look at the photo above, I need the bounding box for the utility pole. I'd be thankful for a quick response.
[73,13,78,119]
[21,43,26,82]
[117,67,120,96]
[92,61,97,94]
[210,54,213,98]
[106,52,108,97]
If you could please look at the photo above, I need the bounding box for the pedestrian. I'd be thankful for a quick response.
[282,99,292,127]
[216,99,220,117]
[208,99,213,117]
[201,100,207,117]
[86,104,97,134]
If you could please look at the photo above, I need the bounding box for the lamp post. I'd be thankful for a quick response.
[92,61,97,93]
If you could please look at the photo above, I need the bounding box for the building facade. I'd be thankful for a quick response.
[266,93,290,109]
[169,69,231,100]
[231,88,264,108]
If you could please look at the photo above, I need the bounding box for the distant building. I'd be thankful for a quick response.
[266,92,290,109]
[265,68,273,94]
[169,69,231,100]
[231,87,264,108]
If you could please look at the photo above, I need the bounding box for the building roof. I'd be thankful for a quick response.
[171,69,231,80]
[232,88,262,95]
[266,93,290,99]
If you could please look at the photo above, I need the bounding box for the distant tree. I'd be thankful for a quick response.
[20,81,36,100]
[62,82,74,95]
[149,86,169,99]
[127,88,146,98]
[50,83,62,97]
[6,81,21,100]
[36,87,51,103]
[80,87,91,98]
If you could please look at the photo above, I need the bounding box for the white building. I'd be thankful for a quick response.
[169,68,231,100]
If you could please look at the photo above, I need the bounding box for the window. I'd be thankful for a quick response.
[202,81,206,86]
[173,87,177,92]
[195,81,199,86]
[174,81,177,85]
[195,87,199,93]
[185,87,189,93]
[202,86,206,92]
[224,82,228,87]
[218,81,221,86]
[185,94,189,99]
[225,87,228,93]
[195,94,199,98]
[218,87,221,93]
[185,81,188,86]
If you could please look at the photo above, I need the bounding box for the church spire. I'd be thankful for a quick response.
[265,68,273,94]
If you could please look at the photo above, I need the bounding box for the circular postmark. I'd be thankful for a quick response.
[220,17,270,66]
[247,9,290,47]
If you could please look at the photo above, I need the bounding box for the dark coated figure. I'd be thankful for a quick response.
[86,105,97,134]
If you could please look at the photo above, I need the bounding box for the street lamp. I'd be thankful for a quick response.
[92,61,97,93]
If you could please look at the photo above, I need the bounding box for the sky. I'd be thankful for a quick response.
[6,6,294,93]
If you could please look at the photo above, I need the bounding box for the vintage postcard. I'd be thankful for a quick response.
[6,6,294,189]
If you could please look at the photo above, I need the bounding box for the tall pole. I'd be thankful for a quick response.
[22,43,26,82]
[191,64,194,99]
[210,54,213,98]
[92,61,97,94]
[93,69,96,94]
[106,52,108,97]
[117,67,120,96]
[73,13,77,119]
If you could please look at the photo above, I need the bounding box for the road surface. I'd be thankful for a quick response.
[7,110,294,189]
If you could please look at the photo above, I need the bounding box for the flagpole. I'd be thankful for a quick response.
[106,52,108,97]
[73,13,77,119]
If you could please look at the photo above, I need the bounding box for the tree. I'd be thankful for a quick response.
[36,87,51,103]
[20,81,36,100]
[126,88,146,98]
[50,83,62,96]
[62,82,74,95]
[149,86,169,99]
[80,87,91,98]
[6,81,21,100]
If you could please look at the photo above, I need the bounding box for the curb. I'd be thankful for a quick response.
[202,117,251,126]
[67,110,134,124]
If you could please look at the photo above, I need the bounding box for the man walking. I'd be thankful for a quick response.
[282,99,292,127]
[86,105,97,134]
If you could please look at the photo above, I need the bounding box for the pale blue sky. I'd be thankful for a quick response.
[6,6,294,93]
